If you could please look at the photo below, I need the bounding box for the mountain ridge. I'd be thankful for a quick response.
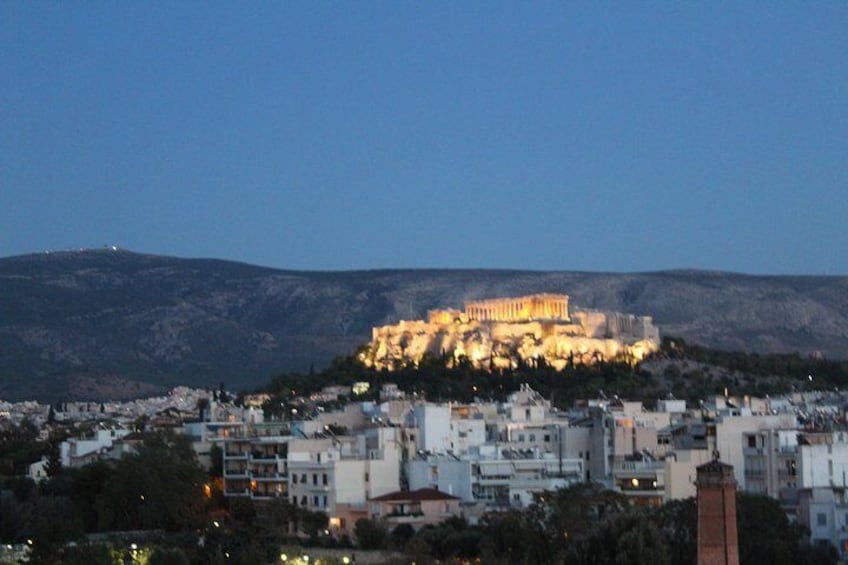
[1,249,847,401]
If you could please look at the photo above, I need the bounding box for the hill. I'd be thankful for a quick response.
[1,249,846,401]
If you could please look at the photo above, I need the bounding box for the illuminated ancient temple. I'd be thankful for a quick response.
[364,293,660,371]
[464,293,570,323]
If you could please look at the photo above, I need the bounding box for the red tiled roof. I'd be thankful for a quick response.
[369,488,460,502]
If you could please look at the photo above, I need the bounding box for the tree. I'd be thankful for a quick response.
[196,398,210,421]
[149,547,190,565]
[24,496,85,565]
[390,523,415,550]
[262,497,297,537]
[93,432,207,532]
[478,510,547,565]
[354,518,387,550]
[568,512,670,565]
[736,493,801,565]
[59,542,114,565]
[300,509,329,539]
[44,441,62,478]
[654,497,696,565]
[209,444,223,478]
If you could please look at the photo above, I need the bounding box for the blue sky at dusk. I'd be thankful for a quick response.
[2,4,846,274]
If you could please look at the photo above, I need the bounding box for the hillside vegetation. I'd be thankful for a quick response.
[1,249,846,401]
[259,338,848,412]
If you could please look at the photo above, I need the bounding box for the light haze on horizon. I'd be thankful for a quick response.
[2,4,847,275]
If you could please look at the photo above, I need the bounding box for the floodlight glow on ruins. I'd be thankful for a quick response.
[363,293,660,371]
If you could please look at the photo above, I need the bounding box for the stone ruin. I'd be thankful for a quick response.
[363,293,660,371]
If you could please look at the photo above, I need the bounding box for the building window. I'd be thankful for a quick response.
[313,474,318,486]
[314,495,319,506]
[323,473,328,486]
[301,474,307,484]
[817,513,827,526]
[529,434,536,442]
[748,436,756,448]
[365,472,369,482]
[301,496,307,506]
[544,435,551,442]
[292,474,298,484]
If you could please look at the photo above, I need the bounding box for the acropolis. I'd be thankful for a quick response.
[364,293,660,371]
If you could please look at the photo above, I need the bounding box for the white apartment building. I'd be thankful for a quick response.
[797,487,848,556]
[60,427,131,468]
[712,412,798,489]
[797,432,848,489]
[742,429,798,498]
[223,424,402,535]
[407,448,584,514]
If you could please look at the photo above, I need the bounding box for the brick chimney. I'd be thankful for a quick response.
[696,457,739,565]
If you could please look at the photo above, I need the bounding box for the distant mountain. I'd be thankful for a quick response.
[1,249,846,401]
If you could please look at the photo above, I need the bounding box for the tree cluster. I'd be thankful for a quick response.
[354,485,835,565]
[0,432,211,564]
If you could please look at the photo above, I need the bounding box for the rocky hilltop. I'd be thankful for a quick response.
[1,249,846,401]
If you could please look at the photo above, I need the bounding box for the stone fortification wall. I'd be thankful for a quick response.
[366,298,659,371]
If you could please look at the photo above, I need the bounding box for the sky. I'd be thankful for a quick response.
[2,4,846,274]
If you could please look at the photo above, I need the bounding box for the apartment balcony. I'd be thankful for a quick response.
[250,461,287,475]
[252,491,288,500]
[299,483,331,493]
[224,487,250,497]
[614,460,664,473]
[224,451,249,459]
[250,451,284,462]
[252,472,287,481]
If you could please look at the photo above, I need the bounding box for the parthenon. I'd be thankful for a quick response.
[464,293,570,323]
[365,293,660,371]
